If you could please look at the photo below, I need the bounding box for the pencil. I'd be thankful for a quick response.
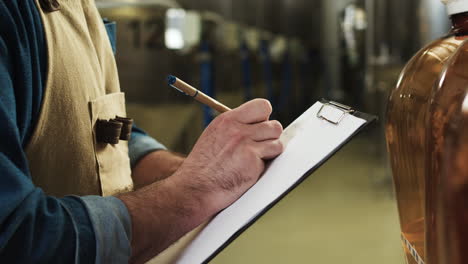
[167,75,231,113]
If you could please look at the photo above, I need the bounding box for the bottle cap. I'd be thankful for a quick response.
[442,0,468,16]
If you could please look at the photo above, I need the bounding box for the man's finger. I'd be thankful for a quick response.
[254,140,284,160]
[230,99,273,124]
[246,120,283,142]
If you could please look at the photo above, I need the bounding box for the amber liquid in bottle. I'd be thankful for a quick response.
[385,13,468,264]
[425,25,468,264]
[435,96,468,264]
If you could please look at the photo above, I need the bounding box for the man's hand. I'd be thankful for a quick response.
[173,99,284,212]
[119,99,284,264]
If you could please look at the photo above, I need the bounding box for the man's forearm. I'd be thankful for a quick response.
[118,174,210,264]
[131,150,185,189]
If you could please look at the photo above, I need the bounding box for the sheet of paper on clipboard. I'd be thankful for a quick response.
[175,100,376,264]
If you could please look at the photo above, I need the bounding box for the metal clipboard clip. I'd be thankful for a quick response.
[317,101,355,125]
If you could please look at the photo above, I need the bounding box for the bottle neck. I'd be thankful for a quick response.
[451,12,468,36]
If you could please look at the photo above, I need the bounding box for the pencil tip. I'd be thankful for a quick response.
[167,75,177,85]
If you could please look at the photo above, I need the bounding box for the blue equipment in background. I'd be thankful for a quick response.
[300,50,313,111]
[200,41,215,127]
[279,49,293,113]
[259,39,275,110]
[241,41,253,102]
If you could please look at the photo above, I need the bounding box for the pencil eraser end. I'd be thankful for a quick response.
[167,75,177,85]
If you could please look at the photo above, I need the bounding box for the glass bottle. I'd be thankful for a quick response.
[426,35,468,264]
[435,95,468,264]
[385,10,468,264]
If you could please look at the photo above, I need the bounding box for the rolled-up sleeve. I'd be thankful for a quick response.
[81,196,132,264]
[0,154,132,264]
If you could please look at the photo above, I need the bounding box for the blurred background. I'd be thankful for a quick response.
[96,0,451,263]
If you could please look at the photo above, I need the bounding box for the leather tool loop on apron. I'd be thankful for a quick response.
[39,0,61,13]
[96,119,122,144]
[113,116,133,141]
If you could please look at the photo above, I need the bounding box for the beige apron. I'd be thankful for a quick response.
[26,0,133,197]
[27,0,200,262]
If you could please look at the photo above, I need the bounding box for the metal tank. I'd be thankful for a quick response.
[418,0,451,45]
[177,0,322,113]
[97,0,319,112]
[96,0,207,153]
[97,0,198,105]
[95,0,321,150]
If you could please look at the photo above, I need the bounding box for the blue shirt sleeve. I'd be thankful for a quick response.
[81,196,132,263]
[129,124,167,168]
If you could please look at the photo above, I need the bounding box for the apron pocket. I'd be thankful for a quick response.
[90,92,133,196]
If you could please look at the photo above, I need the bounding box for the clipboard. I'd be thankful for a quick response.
[172,100,377,264]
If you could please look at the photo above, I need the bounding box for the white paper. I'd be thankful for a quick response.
[176,102,368,264]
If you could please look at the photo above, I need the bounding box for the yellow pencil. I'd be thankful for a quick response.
[168,75,231,113]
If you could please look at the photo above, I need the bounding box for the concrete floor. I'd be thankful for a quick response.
[210,136,405,264]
